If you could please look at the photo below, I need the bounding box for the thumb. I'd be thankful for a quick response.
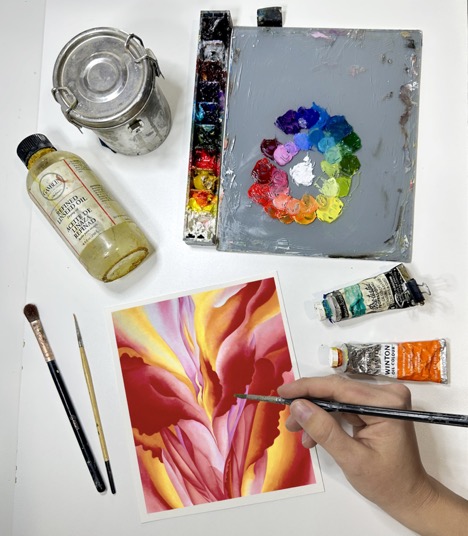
[290,400,363,468]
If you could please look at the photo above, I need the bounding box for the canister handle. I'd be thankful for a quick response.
[125,33,164,78]
[51,86,83,131]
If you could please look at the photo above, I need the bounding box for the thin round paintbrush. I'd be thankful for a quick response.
[73,314,116,494]
[23,303,106,493]
[235,394,468,427]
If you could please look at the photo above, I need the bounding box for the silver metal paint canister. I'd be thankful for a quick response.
[52,27,172,156]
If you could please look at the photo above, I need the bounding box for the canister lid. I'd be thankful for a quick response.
[52,27,155,128]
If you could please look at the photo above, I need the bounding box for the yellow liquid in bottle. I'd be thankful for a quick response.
[26,148,150,282]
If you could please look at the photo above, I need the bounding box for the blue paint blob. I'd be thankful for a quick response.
[297,106,320,129]
[308,128,325,149]
[294,132,313,150]
[275,109,301,134]
[311,103,330,129]
[318,135,336,154]
[195,102,220,124]
[324,115,353,142]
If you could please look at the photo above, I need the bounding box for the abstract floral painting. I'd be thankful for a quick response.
[109,275,323,521]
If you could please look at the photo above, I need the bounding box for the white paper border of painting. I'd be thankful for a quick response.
[105,272,324,523]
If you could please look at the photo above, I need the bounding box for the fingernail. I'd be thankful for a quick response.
[290,400,314,424]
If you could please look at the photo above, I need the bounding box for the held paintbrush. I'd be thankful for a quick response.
[23,304,106,492]
[235,394,468,428]
[73,314,116,494]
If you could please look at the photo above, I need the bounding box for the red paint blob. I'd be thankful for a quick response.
[251,158,274,184]
[260,138,281,159]
[193,148,219,174]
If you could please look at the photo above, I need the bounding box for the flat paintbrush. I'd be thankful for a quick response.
[23,304,106,492]
[235,394,468,428]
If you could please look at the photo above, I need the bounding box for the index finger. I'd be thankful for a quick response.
[277,375,412,410]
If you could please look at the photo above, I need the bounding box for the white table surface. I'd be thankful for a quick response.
[2,1,467,535]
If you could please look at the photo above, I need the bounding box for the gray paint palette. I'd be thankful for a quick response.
[216,27,422,260]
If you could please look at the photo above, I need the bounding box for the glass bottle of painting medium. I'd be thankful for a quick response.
[17,133,151,282]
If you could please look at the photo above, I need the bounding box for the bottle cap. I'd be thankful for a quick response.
[17,134,55,166]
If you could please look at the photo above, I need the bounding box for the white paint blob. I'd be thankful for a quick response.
[290,154,315,186]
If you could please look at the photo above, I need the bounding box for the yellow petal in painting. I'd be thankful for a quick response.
[137,445,184,510]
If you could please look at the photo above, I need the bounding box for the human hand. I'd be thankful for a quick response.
[277,375,468,535]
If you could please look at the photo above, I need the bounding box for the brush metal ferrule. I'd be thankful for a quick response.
[29,319,55,362]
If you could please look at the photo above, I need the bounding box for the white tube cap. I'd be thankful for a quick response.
[315,301,327,321]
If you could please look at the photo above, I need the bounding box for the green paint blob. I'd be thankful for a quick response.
[340,154,361,176]
[336,141,352,157]
[336,176,351,196]
[321,161,341,178]
[342,131,362,152]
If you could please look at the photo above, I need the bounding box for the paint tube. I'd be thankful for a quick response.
[319,339,448,384]
[315,264,429,323]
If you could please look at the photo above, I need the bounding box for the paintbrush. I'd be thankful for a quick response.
[23,304,106,492]
[73,314,116,494]
[235,394,468,428]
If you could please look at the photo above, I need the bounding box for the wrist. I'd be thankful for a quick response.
[386,474,468,536]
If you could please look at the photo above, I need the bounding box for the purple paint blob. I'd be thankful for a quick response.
[273,142,300,166]
[274,109,301,135]
[260,138,281,159]
[297,106,319,129]
[197,81,220,101]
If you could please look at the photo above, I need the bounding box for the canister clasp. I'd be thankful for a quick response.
[51,86,83,131]
[125,33,164,78]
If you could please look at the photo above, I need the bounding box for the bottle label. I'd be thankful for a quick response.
[29,158,132,256]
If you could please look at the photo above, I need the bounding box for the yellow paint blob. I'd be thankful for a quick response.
[316,195,344,223]
[192,169,218,190]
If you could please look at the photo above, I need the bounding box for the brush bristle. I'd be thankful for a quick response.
[23,303,40,322]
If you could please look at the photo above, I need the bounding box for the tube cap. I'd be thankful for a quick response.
[318,345,344,368]
[329,347,341,367]
[17,134,55,166]
[315,301,328,321]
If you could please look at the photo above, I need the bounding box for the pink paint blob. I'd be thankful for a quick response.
[273,142,300,166]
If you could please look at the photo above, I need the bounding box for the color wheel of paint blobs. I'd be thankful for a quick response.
[248,103,362,225]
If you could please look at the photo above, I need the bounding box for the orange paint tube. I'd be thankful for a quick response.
[322,339,447,383]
